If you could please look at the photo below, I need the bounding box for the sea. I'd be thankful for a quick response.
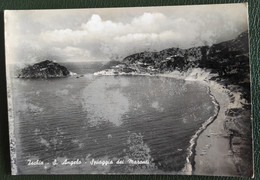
[8,61,217,174]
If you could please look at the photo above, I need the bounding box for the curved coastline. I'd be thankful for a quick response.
[182,84,220,175]
[94,70,229,175]
[193,81,239,176]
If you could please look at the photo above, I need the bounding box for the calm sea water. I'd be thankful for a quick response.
[10,61,216,174]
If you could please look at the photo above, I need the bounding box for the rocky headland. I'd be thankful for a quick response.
[18,60,71,79]
[95,31,253,177]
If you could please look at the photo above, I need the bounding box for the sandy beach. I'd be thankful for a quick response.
[94,68,252,176]
[193,81,238,176]
[156,70,251,177]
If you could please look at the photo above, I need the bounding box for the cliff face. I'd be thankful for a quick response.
[18,60,70,79]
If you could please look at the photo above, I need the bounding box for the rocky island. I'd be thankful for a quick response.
[95,31,253,177]
[18,60,71,79]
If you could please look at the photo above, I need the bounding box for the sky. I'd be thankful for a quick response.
[5,3,249,64]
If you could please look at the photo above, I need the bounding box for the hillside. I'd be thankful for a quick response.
[18,60,71,79]
[95,31,252,176]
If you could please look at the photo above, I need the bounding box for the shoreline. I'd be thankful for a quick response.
[154,75,248,176]
[182,82,220,175]
[94,69,242,176]
[11,69,250,175]
[193,80,238,176]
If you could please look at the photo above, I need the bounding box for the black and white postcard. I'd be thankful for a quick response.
[4,3,253,177]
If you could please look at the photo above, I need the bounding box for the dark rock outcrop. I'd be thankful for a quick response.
[18,60,70,79]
